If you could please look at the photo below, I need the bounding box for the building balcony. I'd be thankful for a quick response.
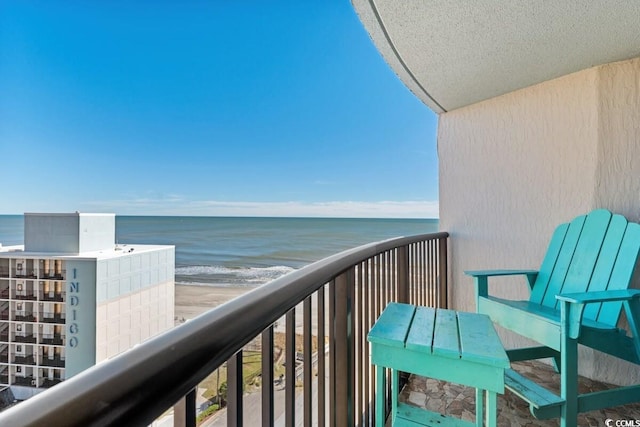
[40,357,65,368]
[0,332,8,342]
[12,355,35,365]
[0,312,9,321]
[14,313,36,322]
[40,292,65,302]
[13,334,36,344]
[0,231,638,425]
[13,292,37,301]
[41,313,65,324]
[0,351,7,364]
[40,334,64,346]
[41,378,63,388]
[12,376,35,387]
[40,272,65,281]
[0,289,8,299]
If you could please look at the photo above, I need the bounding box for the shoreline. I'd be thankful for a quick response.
[175,283,254,322]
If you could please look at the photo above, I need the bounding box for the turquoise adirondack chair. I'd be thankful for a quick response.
[466,209,640,427]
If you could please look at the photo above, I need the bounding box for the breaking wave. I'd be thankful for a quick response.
[175,265,296,286]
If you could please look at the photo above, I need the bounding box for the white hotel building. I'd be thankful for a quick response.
[0,213,174,400]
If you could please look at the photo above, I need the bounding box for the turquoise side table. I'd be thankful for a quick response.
[368,303,510,427]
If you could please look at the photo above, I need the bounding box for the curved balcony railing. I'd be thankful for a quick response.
[0,232,448,426]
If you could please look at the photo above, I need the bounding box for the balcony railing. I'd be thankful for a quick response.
[0,232,448,426]
[14,292,37,301]
[40,334,64,346]
[40,271,65,281]
[13,376,35,387]
[12,355,35,365]
[40,357,65,368]
[13,334,37,344]
[40,292,65,302]
[14,312,36,322]
[41,313,65,324]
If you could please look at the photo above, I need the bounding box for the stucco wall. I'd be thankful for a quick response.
[438,57,640,385]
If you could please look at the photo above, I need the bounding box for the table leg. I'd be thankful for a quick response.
[476,388,484,427]
[391,369,399,425]
[486,391,498,427]
[376,365,386,427]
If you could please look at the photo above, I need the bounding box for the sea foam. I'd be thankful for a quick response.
[175,265,295,285]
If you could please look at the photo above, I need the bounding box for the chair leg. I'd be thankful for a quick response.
[552,354,561,373]
[560,336,578,427]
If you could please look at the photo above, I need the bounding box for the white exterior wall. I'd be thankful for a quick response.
[438,57,640,385]
[95,247,175,362]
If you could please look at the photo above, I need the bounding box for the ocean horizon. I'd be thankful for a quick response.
[0,215,439,287]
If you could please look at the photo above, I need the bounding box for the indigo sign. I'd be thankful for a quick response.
[69,268,80,348]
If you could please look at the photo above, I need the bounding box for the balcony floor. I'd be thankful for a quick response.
[401,360,640,426]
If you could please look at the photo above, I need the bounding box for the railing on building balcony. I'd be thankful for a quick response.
[14,312,36,322]
[14,292,37,301]
[0,232,449,427]
[41,271,66,281]
[0,289,9,299]
[40,334,64,346]
[13,376,35,387]
[41,378,63,388]
[41,313,65,324]
[13,334,36,344]
[12,355,35,365]
[40,357,65,368]
[40,292,65,302]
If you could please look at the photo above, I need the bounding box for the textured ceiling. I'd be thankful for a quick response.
[352,0,640,113]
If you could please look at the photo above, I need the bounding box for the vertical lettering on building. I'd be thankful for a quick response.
[69,268,80,348]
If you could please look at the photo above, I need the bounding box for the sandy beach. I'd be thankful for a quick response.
[175,283,322,336]
[175,284,251,322]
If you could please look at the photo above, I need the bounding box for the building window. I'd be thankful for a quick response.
[16,345,21,352]
[16,366,21,373]
[17,303,22,311]
[16,325,21,332]
[17,284,22,291]
[16,263,22,270]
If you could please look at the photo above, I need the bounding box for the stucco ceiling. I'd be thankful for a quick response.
[352,1,640,113]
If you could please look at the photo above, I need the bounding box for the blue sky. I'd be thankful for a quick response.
[0,1,439,218]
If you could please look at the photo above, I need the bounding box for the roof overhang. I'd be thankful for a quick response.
[352,1,640,113]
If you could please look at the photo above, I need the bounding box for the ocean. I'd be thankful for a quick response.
[0,215,439,288]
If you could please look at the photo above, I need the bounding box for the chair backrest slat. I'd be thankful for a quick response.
[582,214,627,320]
[539,214,586,307]
[595,222,640,325]
[553,209,613,308]
[530,223,569,304]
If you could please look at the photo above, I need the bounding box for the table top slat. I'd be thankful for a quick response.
[457,311,510,367]
[368,302,415,348]
[405,306,436,352]
[432,309,461,358]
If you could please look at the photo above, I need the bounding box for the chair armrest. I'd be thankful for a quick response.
[466,270,539,298]
[465,269,538,278]
[557,290,640,339]
[556,289,640,304]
